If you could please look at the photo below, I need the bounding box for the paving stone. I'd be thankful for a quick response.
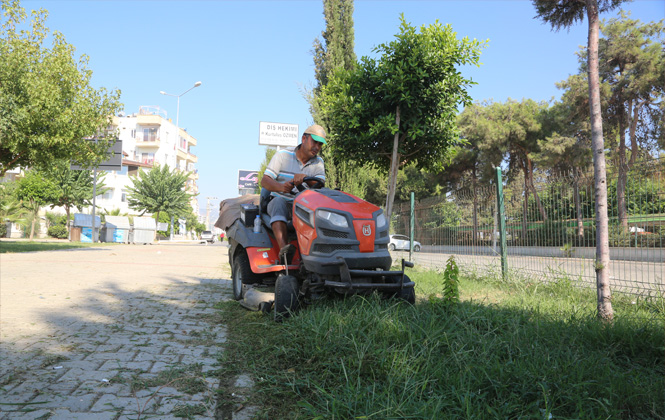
[74,380,126,396]
[48,409,120,420]
[150,361,183,374]
[134,352,179,365]
[31,392,97,411]
[98,360,152,372]
[57,368,119,383]
[234,374,254,388]
[84,351,137,363]
[58,360,103,371]
[4,409,53,419]
[90,394,153,413]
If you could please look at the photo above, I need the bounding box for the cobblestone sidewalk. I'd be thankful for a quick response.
[0,244,240,420]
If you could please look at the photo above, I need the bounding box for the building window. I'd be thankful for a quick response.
[121,190,127,202]
[142,128,158,142]
[141,153,155,164]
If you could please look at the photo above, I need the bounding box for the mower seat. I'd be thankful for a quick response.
[260,188,294,232]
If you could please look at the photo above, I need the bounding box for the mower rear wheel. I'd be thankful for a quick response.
[274,274,299,321]
[232,250,261,300]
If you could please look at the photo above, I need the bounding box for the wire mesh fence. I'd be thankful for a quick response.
[392,159,664,297]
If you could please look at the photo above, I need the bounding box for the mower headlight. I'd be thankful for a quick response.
[376,213,387,229]
[317,210,348,228]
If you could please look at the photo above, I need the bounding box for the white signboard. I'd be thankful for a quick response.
[259,121,299,147]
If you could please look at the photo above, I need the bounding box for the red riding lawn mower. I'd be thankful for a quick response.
[225,177,416,320]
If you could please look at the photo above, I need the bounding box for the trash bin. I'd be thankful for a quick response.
[102,216,131,243]
[132,217,156,244]
[73,214,101,243]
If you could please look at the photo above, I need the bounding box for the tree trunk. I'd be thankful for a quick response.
[523,158,547,222]
[65,206,71,235]
[29,203,37,240]
[522,174,529,241]
[587,0,614,321]
[617,100,642,231]
[385,105,401,220]
[617,114,629,231]
[573,172,584,243]
[472,167,478,246]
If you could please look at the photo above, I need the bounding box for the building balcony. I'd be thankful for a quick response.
[179,129,197,147]
[177,148,188,160]
[135,136,161,148]
[136,114,162,126]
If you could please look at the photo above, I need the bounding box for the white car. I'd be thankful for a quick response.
[389,234,421,252]
[201,230,215,243]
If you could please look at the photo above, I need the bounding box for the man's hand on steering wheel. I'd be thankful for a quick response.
[295,176,325,192]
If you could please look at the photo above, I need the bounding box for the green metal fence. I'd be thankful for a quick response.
[392,159,665,297]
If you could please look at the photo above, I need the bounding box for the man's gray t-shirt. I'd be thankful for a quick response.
[264,145,325,201]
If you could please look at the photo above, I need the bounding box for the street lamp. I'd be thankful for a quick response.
[160,80,202,139]
[160,81,202,240]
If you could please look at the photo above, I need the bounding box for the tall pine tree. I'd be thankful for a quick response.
[309,0,358,192]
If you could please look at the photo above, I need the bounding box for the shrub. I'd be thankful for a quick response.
[47,225,68,239]
[0,223,6,238]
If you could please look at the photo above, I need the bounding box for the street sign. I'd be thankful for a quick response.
[259,121,299,147]
[71,139,123,171]
[238,169,259,189]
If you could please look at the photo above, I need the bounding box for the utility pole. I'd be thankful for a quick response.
[205,196,218,231]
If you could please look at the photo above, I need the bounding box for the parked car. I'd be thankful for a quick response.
[389,234,421,252]
[201,230,215,243]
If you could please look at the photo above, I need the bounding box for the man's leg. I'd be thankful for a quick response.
[272,221,288,250]
[266,197,292,252]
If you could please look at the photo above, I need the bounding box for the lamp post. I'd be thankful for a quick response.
[160,81,202,240]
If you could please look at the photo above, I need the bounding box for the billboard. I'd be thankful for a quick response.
[238,170,259,190]
[259,121,299,147]
[71,139,123,171]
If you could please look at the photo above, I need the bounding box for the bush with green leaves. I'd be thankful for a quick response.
[47,225,68,239]
[0,223,6,238]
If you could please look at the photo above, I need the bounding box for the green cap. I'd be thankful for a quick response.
[304,124,327,145]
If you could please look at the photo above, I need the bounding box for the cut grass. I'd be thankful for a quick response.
[216,270,665,419]
[0,240,117,253]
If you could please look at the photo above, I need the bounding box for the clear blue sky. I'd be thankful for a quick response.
[23,0,665,216]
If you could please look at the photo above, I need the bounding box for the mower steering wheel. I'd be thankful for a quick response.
[296,176,325,192]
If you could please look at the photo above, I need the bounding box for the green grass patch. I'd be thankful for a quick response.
[217,270,665,419]
[0,240,116,253]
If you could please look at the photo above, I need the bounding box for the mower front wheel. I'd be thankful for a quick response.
[232,250,261,300]
[274,274,299,321]
[384,274,416,304]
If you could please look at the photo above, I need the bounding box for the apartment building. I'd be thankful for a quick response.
[96,105,200,216]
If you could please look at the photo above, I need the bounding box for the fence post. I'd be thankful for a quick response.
[409,192,415,260]
[495,167,508,279]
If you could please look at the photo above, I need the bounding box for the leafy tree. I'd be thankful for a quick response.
[0,0,122,176]
[126,164,193,224]
[455,102,515,243]
[15,170,58,239]
[41,161,102,234]
[320,15,485,218]
[533,0,628,321]
[311,0,356,95]
[309,0,358,193]
[257,148,277,193]
[0,182,28,235]
[597,14,664,229]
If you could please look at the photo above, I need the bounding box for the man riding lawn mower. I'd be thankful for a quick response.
[217,125,415,320]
